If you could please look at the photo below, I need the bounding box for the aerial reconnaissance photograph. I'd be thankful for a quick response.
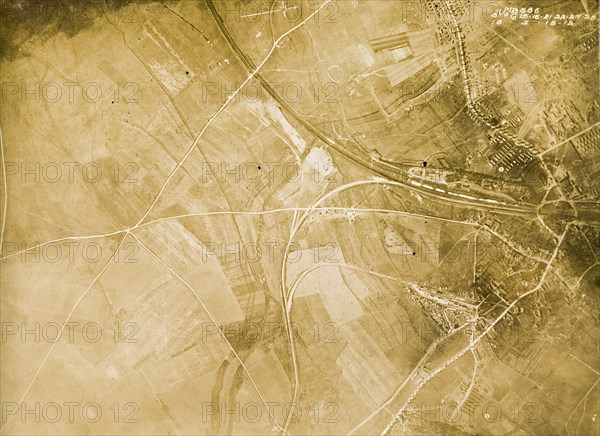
[0,0,599,434]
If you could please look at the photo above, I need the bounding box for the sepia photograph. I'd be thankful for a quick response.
[1,0,599,434]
